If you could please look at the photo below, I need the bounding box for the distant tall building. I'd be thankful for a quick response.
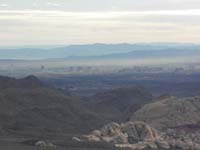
[41,65,45,70]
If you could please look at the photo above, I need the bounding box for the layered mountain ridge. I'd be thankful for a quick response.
[0,75,200,150]
[0,75,154,136]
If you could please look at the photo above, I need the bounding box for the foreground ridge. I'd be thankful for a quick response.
[76,121,200,150]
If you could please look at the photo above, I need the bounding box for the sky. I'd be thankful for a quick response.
[0,0,200,46]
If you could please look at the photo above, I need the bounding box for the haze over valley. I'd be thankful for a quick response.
[1,0,200,149]
[1,43,200,150]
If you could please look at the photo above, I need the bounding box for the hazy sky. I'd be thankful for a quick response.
[0,0,200,46]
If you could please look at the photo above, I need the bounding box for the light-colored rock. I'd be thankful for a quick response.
[80,121,200,150]
[112,133,128,144]
[91,130,102,137]
[72,137,82,142]
[173,139,194,150]
[35,141,56,150]
[82,134,101,142]
[100,122,121,136]
[145,141,158,149]
[155,140,170,149]
[122,121,160,144]
[35,141,46,148]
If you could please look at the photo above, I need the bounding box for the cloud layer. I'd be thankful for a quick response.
[1,0,200,11]
[0,9,200,46]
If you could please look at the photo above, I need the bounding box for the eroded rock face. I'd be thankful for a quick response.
[82,121,159,144]
[122,121,160,144]
[82,122,127,144]
[78,121,200,150]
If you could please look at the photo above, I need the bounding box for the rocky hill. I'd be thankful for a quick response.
[77,121,200,150]
[129,96,200,145]
[76,96,200,150]
[130,96,200,130]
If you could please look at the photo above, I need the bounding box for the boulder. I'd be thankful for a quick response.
[155,140,170,149]
[174,140,194,150]
[82,134,101,142]
[35,141,56,150]
[100,122,121,136]
[145,141,158,149]
[122,121,160,144]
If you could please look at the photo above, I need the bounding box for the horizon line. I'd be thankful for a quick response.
[0,42,199,49]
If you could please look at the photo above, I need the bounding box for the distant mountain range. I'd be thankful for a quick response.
[1,43,200,60]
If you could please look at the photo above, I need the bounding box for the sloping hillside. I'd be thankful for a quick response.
[0,75,155,137]
[0,76,111,136]
[88,87,153,121]
[130,96,200,130]
[77,97,200,150]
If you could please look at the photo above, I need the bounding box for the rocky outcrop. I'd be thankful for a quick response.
[128,96,200,145]
[78,121,200,150]
[122,121,160,143]
[35,141,56,150]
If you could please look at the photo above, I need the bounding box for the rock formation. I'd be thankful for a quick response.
[78,121,200,150]
[35,141,56,150]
